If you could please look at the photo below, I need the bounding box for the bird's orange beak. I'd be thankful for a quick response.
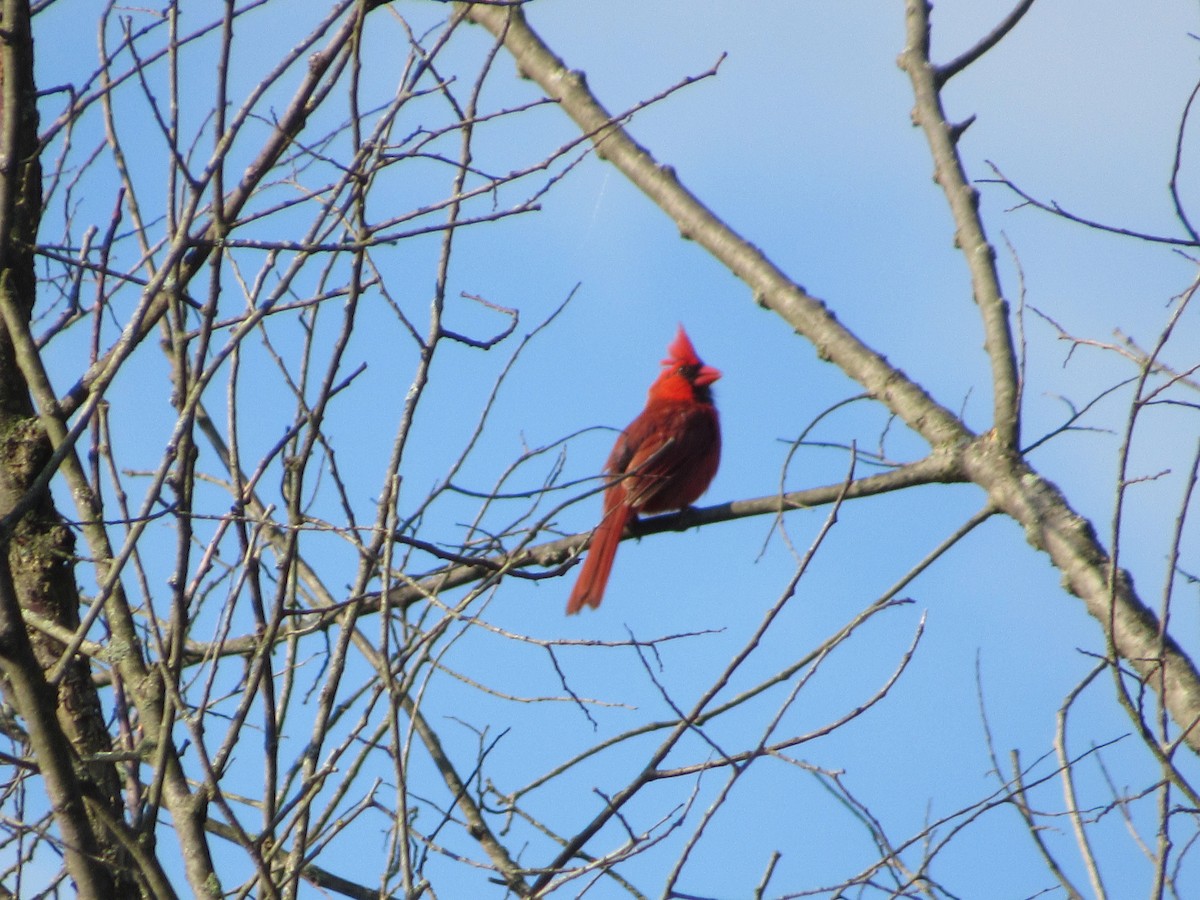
[693,364,721,387]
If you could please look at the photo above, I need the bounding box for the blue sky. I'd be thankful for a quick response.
[26,1,1200,896]
[388,3,1200,895]
[449,2,1200,895]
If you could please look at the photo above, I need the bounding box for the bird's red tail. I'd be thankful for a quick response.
[566,490,633,614]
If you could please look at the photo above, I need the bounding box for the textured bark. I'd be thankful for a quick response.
[0,1,144,895]
[963,437,1200,743]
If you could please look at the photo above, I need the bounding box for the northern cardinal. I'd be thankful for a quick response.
[566,326,721,614]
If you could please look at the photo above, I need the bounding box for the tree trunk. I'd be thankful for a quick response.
[0,1,144,895]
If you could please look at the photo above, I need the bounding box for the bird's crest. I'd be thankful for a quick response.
[663,325,701,368]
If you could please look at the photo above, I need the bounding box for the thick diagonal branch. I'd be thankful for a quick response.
[459,2,1200,756]
[461,2,970,453]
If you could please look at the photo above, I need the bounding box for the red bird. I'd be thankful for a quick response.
[566,326,722,614]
